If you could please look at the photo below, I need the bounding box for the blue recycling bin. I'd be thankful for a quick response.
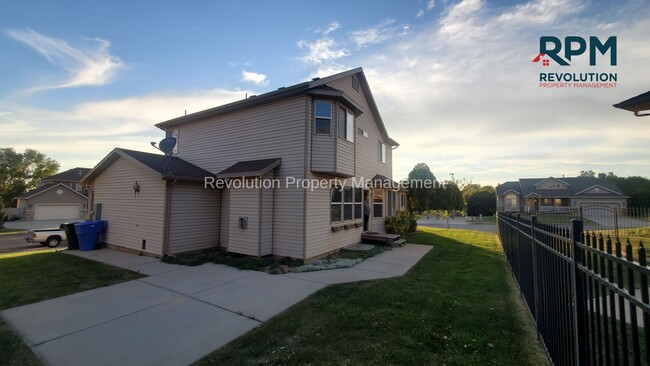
[74,221,106,251]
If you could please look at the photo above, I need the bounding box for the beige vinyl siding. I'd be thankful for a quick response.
[305,187,362,259]
[336,139,355,176]
[271,187,304,258]
[220,188,230,248]
[227,186,260,256]
[168,182,220,254]
[304,74,394,256]
[173,95,305,258]
[260,172,274,256]
[326,76,392,180]
[92,157,165,256]
[311,134,335,173]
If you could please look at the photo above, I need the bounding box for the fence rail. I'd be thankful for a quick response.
[497,212,649,366]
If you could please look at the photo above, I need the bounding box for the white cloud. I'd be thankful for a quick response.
[427,0,436,10]
[297,38,349,64]
[416,9,426,18]
[305,0,650,184]
[5,28,123,91]
[0,89,249,170]
[350,19,399,47]
[241,69,269,85]
[321,21,341,35]
[497,0,584,25]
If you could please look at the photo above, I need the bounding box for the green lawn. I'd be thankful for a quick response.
[0,251,144,366]
[198,227,549,365]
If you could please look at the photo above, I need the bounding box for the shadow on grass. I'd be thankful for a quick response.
[198,227,548,366]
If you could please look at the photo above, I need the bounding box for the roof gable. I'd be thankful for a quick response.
[574,184,622,196]
[533,177,570,187]
[83,148,216,183]
[16,182,87,200]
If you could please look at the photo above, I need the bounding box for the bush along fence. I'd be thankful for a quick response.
[497,212,649,366]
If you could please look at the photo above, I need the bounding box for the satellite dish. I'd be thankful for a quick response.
[158,137,177,156]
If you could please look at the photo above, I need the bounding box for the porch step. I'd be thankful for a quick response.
[361,232,401,246]
[390,239,407,248]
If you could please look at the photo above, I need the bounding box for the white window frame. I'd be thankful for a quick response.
[379,142,386,163]
[166,129,178,153]
[337,106,354,143]
[331,186,363,223]
[314,100,332,135]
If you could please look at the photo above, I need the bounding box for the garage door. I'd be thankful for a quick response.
[34,205,81,220]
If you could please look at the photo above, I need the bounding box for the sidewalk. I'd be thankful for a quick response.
[1,244,431,366]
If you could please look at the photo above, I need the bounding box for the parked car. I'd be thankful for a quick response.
[25,224,73,248]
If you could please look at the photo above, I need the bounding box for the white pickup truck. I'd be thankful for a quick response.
[25,224,71,248]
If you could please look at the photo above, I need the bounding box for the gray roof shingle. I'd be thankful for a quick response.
[43,167,91,182]
[218,158,281,178]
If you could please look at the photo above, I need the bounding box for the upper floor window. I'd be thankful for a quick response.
[337,107,354,142]
[352,75,360,91]
[314,100,332,134]
[379,142,386,163]
[166,129,178,153]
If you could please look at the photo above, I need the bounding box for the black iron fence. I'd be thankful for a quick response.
[497,212,649,365]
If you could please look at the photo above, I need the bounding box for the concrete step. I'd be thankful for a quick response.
[390,239,407,248]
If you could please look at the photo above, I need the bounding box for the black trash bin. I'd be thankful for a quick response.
[62,222,80,250]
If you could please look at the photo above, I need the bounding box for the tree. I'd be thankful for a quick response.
[0,148,59,208]
[579,170,596,178]
[466,186,497,216]
[461,183,481,206]
[406,163,437,213]
[611,176,650,208]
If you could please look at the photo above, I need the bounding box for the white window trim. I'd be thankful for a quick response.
[379,142,386,163]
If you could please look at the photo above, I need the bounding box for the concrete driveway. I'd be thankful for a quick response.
[1,244,431,366]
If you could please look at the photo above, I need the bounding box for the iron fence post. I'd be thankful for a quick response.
[516,213,521,291]
[531,215,540,339]
[571,219,587,365]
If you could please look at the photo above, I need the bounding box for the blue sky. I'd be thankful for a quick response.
[1,0,649,185]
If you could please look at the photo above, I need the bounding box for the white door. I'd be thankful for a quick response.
[33,205,81,220]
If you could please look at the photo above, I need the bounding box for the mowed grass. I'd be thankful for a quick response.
[198,227,548,365]
[0,251,144,366]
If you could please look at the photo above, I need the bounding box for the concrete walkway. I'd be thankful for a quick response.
[1,244,431,366]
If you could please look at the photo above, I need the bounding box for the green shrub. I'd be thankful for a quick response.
[385,214,418,237]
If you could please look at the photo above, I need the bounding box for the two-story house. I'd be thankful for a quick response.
[496,176,628,213]
[15,167,90,220]
[82,68,405,260]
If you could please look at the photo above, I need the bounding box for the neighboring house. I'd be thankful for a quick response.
[83,68,406,259]
[496,176,628,213]
[15,167,91,220]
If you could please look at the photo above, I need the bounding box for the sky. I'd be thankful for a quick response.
[1,0,649,186]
